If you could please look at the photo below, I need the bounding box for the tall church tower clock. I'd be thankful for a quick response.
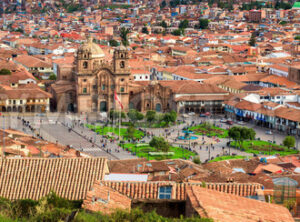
[113,45,130,111]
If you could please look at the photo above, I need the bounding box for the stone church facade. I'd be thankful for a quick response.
[51,38,229,114]
[51,38,130,113]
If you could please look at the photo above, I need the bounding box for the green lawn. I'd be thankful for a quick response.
[122,143,196,160]
[189,124,228,138]
[209,155,246,162]
[86,124,144,139]
[230,140,299,156]
[122,121,181,128]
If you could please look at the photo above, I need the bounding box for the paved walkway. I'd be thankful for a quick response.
[2,113,292,162]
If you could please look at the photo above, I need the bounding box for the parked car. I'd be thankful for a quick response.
[265,130,272,135]
[188,112,195,116]
[199,114,206,117]
[220,118,227,123]
[237,121,245,125]
[226,120,233,125]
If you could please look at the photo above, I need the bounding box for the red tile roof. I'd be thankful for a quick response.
[99,181,262,200]
[187,186,294,222]
[0,157,108,200]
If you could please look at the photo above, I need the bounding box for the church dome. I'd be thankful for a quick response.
[78,37,105,59]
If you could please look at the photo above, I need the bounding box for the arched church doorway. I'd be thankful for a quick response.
[67,103,75,112]
[129,102,134,110]
[100,101,107,112]
[155,103,161,112]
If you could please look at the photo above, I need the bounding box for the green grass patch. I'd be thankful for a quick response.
[230,140,299,156]
[85,124,144,139]
[189,123,228,138]
[121,121,183,128]
[122,143,195,160]
[209,155,246,162]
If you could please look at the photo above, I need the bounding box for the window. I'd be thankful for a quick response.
[83,61,88,69]
[140,76,142,79]
[62,76,67,80]
[134,76,136,79]
[83,79,87,82]
[13,100,16,105]
[111,85,115,90]
[120,61,125,68]
[145,76,148,79]
[83,88,87,93]
[158,186,172,199]
[120,87,124,92]
[93,85,97,90]
[20,100,23,104]
[102,84,106,90]
[120,78,124,82]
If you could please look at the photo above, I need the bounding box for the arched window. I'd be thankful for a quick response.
[120,61,125,68]
[83,61,88,69]
[120,53,124,58]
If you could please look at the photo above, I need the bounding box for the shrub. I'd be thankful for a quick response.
[193,156,201,164]
[0,69,11,75]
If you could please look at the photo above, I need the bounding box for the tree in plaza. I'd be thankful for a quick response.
[228,126,256,149]
[146,110,156,125]
[149,136,170,152]
[249,32,256,47]
[283,136,296,149]
[163,110,177,126]
[127,109,144,125]
[109,110,126,121]
[120,27,130,47]
[126,125,136,140]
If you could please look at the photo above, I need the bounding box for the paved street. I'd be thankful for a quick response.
[0,112,297,162]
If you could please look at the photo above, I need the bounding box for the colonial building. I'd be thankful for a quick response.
[51,37,130,113]
[51,38,229,114]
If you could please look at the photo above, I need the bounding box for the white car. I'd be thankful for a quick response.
[265,130,272,135]
[237,121,245,125]
[220,119,227,123]
[188,112,195,116]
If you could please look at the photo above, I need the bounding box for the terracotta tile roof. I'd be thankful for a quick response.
[99,181,262,200]
[174,94,229,102]
[0,157,108,200]
[260,75,297,88]
[187,186,294,222]
[82,182,131,213]
[135,80,227,94]
[13,55,52,68]
[235,100,261,111]
[275,107,300,122]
